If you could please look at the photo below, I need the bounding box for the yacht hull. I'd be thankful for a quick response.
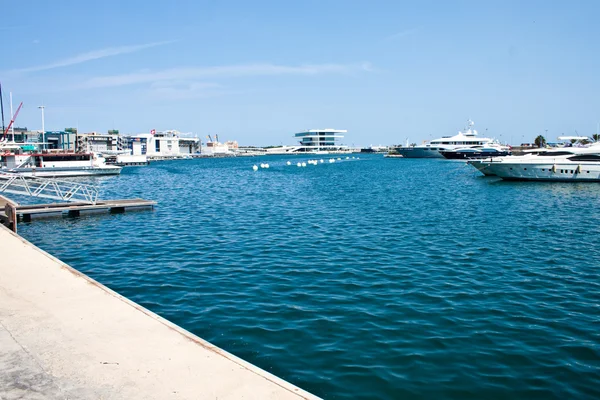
[393,147,445,158]
[470,161,600,181]
[440,150,511,160]
[5,166,122,177]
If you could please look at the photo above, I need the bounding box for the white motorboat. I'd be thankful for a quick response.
[0,152,122,177]
[468,141,600,181]
[393,120,500,158]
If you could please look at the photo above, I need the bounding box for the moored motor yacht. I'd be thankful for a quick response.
[440,144,511,160]
[468,141,600,181]
[0,152,122,177]
[393,120,500,158]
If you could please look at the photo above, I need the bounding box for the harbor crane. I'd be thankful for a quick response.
[2,101,23,141]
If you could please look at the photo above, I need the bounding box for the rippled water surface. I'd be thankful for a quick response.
[18,155,600,399]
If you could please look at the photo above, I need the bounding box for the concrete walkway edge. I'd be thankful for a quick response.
[0,224,320,400]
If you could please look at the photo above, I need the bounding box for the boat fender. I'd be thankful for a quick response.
[551,164,557,173]
[576,164,582,174]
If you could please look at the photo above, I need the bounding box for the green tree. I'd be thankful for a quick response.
[534,135,547,148]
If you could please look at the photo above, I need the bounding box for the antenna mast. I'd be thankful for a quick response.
[0,83,5,136]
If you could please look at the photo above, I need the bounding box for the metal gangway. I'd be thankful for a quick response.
[0,172,99,204]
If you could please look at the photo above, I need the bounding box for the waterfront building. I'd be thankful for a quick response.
[179,137,201,155]
[202,138,238,156]
[0,128,78,152]
[46,129,77,151]
[265,128,350,154]
[127,130,200,159]
[76,131,127,153]
[294,129,348,153]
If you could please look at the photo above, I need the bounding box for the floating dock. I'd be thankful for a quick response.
[0,224,319,399]
[1,194,156,233]
[15,198,156,221]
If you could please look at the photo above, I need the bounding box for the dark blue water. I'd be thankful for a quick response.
[17,155,600,399]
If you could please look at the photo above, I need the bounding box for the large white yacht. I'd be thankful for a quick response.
[393,120,499,158]
[468,138,600,181]
[0,152,122,177]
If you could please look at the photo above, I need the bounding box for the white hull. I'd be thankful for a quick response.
[5,166,122,177]
[470,159,600,181]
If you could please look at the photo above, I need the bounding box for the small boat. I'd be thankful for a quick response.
[0,152,122,177]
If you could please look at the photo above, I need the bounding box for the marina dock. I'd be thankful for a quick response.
[0,224,319,400]
[15,198,156,221]
[1,193,156,233]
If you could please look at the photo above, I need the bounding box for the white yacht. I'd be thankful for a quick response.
[393,120,499,158]
[439,143,512,160]
[468,139,600,181]
[0,152,122,177]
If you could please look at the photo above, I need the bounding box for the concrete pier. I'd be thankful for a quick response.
[0,225,319,400]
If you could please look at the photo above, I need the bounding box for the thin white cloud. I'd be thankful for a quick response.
[147,81,224,100]
[386,28,419,41]
[82,63,372,89]
[14,41,173,73]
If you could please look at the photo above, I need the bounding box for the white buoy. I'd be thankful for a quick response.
[297,162,302,167]
[320,159,324,163]
[346,156,350,159]
[287,161,291,166]
[260,163,265,168]
[265,163,270,168]
[301,162,307,167]
[252,165,258,171]
[329,159,335,163]
[337,157,341,161]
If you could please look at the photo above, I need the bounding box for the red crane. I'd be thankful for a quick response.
[2,101,23,141]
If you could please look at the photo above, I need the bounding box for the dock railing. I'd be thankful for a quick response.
[0,173,99,205]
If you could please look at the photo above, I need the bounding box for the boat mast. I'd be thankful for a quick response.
[0,82,5,137]
[10,92,14,142]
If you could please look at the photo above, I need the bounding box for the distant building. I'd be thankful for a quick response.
[76,131,127,153]
[294,129,347,152]
[179,137,201,154]
[202,139,238,156]
[127,130,200,158]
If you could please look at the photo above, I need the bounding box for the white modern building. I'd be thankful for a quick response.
[294,129,348,153]
[127,130,200,159]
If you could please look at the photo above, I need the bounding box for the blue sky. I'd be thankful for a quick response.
[2,0,599,146]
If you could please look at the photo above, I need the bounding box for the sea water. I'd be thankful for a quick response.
[18,155,600,399]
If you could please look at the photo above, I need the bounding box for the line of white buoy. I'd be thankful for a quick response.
[252,163,270,171]
[253,156,359,170]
